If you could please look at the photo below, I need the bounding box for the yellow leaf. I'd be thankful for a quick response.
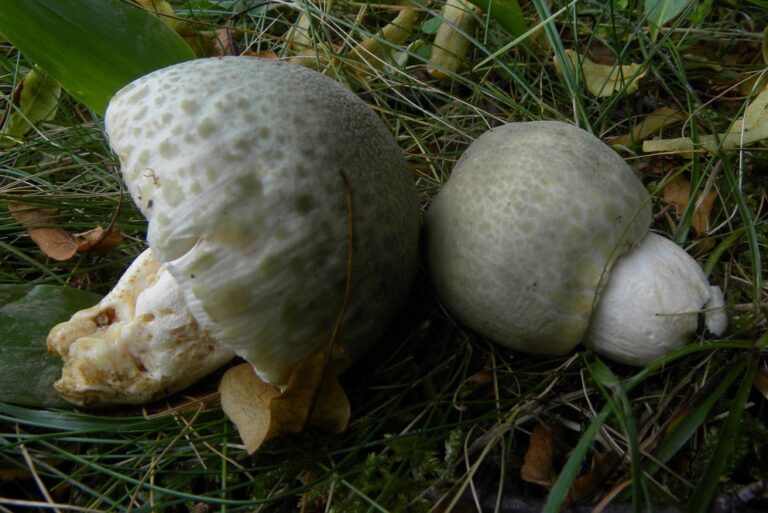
[555,49,646,97]
[219,350,351,454]
[427,0,482,79]
[136,0,181,31]
[610,106,687,147]
[644,82,768,155]
[347,8,420,69]
[1,68,60,141]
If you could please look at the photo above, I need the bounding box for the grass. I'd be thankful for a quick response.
[1,0,767,512]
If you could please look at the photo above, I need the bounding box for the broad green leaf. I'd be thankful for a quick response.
[465,0,528,37]
[645,0,694,38]
[0,285,102,408]
[1,67,61,140]
[0,0,195,115]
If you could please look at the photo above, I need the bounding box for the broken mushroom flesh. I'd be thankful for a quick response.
[426,121,726,364]
[48,248,234,406]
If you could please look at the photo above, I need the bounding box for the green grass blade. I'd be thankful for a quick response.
[686,356,759,512]
[645,360,745,475]
[0,0,195,114]
[542,407,611,513]
[587,357,652,512]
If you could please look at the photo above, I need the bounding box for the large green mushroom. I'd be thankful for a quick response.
[48,57,420,407]
[426,121,726,365]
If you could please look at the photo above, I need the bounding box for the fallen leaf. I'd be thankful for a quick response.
[754,370,768,400]
[219,363,281,453]
[458,368,493,398]
[569,451,622,502]
[1,67,61,141]
[0,468,33,481]
[73,226,124,254]
[0,284,102,407]
[644,83,768,155]
[272,349,350,435]
[521,423,557,487]
[9,204,122,261]
[219,350,351,454]
[610,107,687,147]
[555,49,646,97]
[136,0,181,31]
[645,0,695,40]
[137,0,215,56]
[427,0,482,79]
[9,204,79,261]
[662,175,717,236]
[347,8,420,70]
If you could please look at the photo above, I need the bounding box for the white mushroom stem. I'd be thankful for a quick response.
[586,232,727,366]
[47,249,234,406]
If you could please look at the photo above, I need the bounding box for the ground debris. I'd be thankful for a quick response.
[426,479,767,513]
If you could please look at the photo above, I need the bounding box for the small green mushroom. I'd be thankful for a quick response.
[426,121,726,365]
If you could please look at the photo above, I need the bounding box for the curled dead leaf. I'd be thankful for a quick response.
[346,8,420,71]
[73,226,124,254]
[9,203,122,261]
[754,370,768,400]
[458,368,493,399]
[521,424,557,487]
[427,0,482,80]
[569,451,622,502]
[219,350,351,454]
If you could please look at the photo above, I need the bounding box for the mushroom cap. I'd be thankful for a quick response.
[47,249,234,406]
[585,232,727,365]
[105,57,419,386]
[426,121,651,355]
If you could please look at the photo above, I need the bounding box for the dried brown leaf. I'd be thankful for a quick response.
[521,424,557,487]
[610,107,687,147]
[219,351,350,454]
[9,204,122,260]
[754,370,768,400]
[73,226,124,254]
[219,363,281,453]
[9,204,78,261]
[569,451,622,502]
[662,175,717,236]
[458,369,493,398]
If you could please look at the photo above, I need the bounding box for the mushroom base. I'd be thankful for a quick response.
[586,233,727,366]
[47,249,235,407]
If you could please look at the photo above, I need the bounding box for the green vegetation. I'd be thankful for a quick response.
[1,0,766,512]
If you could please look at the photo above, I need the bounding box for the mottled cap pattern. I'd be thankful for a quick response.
[105,57,419,386]
[426,121,652,355]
